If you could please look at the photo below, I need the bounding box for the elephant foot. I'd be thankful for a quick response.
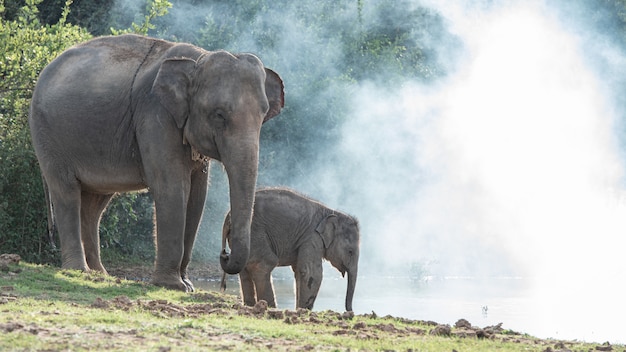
[87,262,109,275]
[61,258,90,272]
[151,273,190,292]
[151,278,189,292]
[181,275,195,292]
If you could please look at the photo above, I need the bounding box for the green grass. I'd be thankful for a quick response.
[0,261,622,351]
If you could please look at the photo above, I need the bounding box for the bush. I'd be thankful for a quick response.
[0,0,91,263]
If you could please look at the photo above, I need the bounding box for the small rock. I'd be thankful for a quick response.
[341,311,355,320]
[406,327,425,335]
[267,309,284,320]
[92,297,109,308]
[112,295,133,307]
[375,323,397,333]
[0,254,20,265]
[283,316,298,324]
[285,309,298,317]
[252,300,268,315]
[475,328,490,339]
[430,324,451,336]
[595,342,613,351]
[453,329,478,338]
[483,322,504,334]
[353,322,367,330]
[552,341,573,352]
[308,315,321,324]
[0,322,24,332]
[455,318,472,329]
[335,321,349,329]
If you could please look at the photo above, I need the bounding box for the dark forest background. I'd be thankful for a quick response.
[2,0,626,269]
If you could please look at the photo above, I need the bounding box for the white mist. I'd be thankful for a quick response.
[331,0,626,342]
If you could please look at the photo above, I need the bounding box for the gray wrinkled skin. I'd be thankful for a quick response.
[29,34,284,292]
[221,188,359,311]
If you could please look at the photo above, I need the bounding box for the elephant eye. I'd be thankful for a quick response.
[211,109,228,125]
[213,109,226,120]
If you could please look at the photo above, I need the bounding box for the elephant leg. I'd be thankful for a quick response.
[294,261,323,310]
[80,191,114,273]
[251,264,277,308]
[179,166,209,292]
[48,179,87,271]
[151,185,189,292]
[238,267,257,306]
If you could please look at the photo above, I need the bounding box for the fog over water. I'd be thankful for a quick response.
[283,1,625,342]
[141,0,626,342]
[320,1,626,342]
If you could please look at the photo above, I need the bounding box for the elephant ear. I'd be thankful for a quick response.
[152,58,196,129]
[263,68,284,123]
[315,214,337,249]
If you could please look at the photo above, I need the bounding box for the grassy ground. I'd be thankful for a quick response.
[0,254,622,351]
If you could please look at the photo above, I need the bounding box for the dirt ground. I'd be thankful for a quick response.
[2,255,623,351]
[107,262,223,282]
[104,263,622,352]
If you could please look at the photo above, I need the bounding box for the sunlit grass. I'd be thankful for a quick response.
[0,261,621,351]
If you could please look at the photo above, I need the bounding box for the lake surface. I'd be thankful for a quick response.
[196,265,624,344]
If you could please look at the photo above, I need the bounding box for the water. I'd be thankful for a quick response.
[197,264,624,344]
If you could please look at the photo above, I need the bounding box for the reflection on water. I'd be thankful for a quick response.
[196,264,623,344]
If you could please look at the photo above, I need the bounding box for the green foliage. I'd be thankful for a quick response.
[110,0,172,35]
[595,0,626,45]
[0,0,91,263]
[6,0,172,36]
[0,0,172,267]
[99,193,155,265]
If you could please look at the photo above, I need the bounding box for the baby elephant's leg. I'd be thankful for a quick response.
[251,263,277,308]
[295,262,323,310]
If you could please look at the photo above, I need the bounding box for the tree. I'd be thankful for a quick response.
[0,0,91,263]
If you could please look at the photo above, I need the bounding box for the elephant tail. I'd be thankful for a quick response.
[220,212,232,292]
[42,175,57,249]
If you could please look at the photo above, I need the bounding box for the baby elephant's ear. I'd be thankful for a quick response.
[315,214,337,249]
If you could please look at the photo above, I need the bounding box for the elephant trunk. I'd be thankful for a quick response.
[219,138,259,275]
[345,267,358,312]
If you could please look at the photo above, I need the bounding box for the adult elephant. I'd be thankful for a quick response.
[29,34,284,292]
[221,188,360,311]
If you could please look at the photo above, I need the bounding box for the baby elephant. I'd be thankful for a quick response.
[221,188,360,311]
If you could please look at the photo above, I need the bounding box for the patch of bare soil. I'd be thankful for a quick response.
[0,253,21,272]
[80,297,621,352]
[106,262,222,282]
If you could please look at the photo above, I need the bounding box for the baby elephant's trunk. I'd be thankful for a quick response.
[345,267,357,312]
